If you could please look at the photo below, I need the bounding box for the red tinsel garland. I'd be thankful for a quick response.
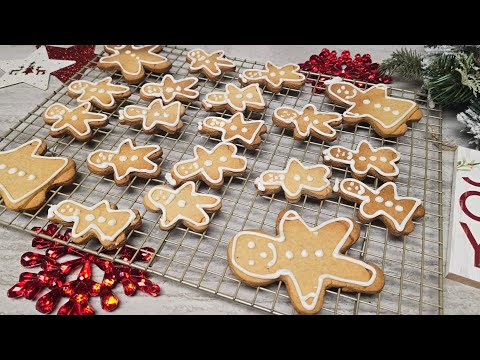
[8,224,160,315]
[299,49,392,93]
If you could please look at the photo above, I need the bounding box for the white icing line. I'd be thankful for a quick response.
[165,173,177,186]
[267,243,277,267]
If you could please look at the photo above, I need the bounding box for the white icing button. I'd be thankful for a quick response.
[279,71,285,76]
[219,156,227,162]
[73,209,80,216]
[125,50,131,54]
[375,196,384,203]
[383,107,391,112]
[246,93,253,99]
[301,250,308,257]
[380,156,387,162]
[337,89,342,94]
[260,252,267,258]
[370,156,377,161]
[230,125,238,131]
[177,200,186,208]
[313,120,319,125]
[235,94,242,99]
[395,205,404,212]
[293,175,301,181]
[108,219,117,226]
[85,214,95,222]
[248,259,255,266]
[306,175,314,182]
[154,112,160,117]
[205,60,210,64]
[0,164,5,170]
[315,249,323,257]
[176,86,182,92]
[363,99,371,105]
[131,155,139,161]
[359,156,366,161]
[341,86,345,90]
[17,171,25,177]
[166,87,174,93]
[374,103,381,108]
[142,110,148,115]
[241,127,248,133]
[303,116,310,122]
[345,90,350,95]
[285,251,294,260]
[247,241,255,249]
[60,110,66,115]
[204,160,213,167]
[60,208,66,213]
[270,72,276,77]
[163,113,169,118]
[89,87,97,92]
[392,110,400,115]
[119,156,127,162]
[71,115,78,121]
[98,89,105,94]
[98,216,106,223]
[8,167,17,174]
[385,201,393,207]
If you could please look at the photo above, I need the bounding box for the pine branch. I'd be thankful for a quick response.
[458,98,480,149]
[379,48,424,81]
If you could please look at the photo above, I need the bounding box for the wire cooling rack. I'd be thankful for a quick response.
[0,45,444,315]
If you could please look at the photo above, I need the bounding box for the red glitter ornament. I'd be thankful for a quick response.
[35,45,97,83]
[7,224,160,315]
[299,48,392,94]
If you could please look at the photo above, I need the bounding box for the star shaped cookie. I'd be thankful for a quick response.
[119,99,186,134]
[202,83,265,114]
[254,158,332,203]
[144,181,222,232]
[186,49,236,81]
[273,104,342,142]
[42,102,109,142]
[198,113,267,150]
[228,210,385,315]
[140,74,199,103]
[87,139,163,186]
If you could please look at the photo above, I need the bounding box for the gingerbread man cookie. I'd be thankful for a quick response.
[326,81,422,138]
[166,142,247,189]
[272,104,342,142]
[228,210,384,315]
[337,178,425,236]
[202,83,265,114]
[186,49,236,81]
[119,99,186,134]
[67,76,131,111]
[254,159,332,203]
[98,45,171,84]
[48,199,141,250]
[140,74,199,104]
[198,113,267,150]
[43,102,109,142]
[144,181,222,232]
[239,61,306,94]
[87,139,163,186]
[0,139,76,212]
[323,140,401,182]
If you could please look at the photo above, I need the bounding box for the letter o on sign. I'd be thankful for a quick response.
[459,191,480,222]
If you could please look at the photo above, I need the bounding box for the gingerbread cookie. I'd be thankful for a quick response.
[144,181,222,232]
[186,49,236,81]
[0,139,76,212]
[48,199,141,250]
[273,104,342,142]
[337,178,425,236]
[228,210,384,315]
[202,83,265,114]
[67,76,131,111]
[43,102,109,142]
[326,81,422,138]
[98,45,171,84]
[87,139,162,186]
[140,74,199,104]
[323,140,401,182]
[119,99,186,135]
[198,113,267,150]
[166,142,247,189]
[239,61,306,93]
[254,159,332,203]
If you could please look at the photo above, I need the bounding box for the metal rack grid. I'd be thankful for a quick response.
[0,45,444,315]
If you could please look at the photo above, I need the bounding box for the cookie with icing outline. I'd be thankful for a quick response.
[272,104,342,142]
[144,181,222,232]
[186,49,236,81]
[254,158,332,203]
[239,61,306,93]
[98,45,172,84]
[48,199,141,250]
[0,139,76,212]
[337,178,425,236]
[198,113,267,150]
[119,99,186,135]
[202,83,265,114]
[140,74,199,104]
[67,76,131,111]
[228,209,384,315]
[166,142,247,189]
[323,140,401,182]
[326,81,422,138]
[87,139,163,186]
[43,102,109,142]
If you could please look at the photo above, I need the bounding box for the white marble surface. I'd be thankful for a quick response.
[0,45,478,315]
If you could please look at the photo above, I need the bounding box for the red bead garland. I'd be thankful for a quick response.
[299,49,392,93]
[8,224,160,315]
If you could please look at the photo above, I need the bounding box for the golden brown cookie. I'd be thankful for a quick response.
[326,81,422,138]
[140,74,199,103]
[228,210,385,315]
[119,99,185,135]
[144,181,222,232]
[323,140,401,182]
[98,45,171,84]
[186,49,236,81]
[87,139,163,186]
[67,76,131,111]
[198,113,267,150]
[202,83,265,114]
[239,61,306,93]
[0,139,76,212]
[42,102,108,142]
[272,104,342,142]
[337,178,425,236]
[48,199,141,250]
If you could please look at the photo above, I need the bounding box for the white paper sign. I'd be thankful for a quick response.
[447,146,480,288]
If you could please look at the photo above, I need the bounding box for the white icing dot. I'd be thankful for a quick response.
[235,94,242,99]
[246,93,253,99]
[374,103,381,108]
[177,200,186,208]
[285,251,294,260]
[60,208,66,213]
[293,174,301,181]
[98,216,106,223]
[0,164,5,169]
[301,250,308,257]
[359,156,366,161]
[131,155,139,161]
[219,156,227,162]
[205,60,210,64]
[163,113,169,118]
[108,219,117,226]
[345,90,350,95]
[73,209,80,216]
[395,205,404,212]
[337,89,342,94]
[270,72,276,77]
[279,174,285,180]
[380,156,387,162]
[306,175,314,182]
[279,71,285,75]
[119,156,128,162]
[204,160,213,167]
[260,252,267,258]
[98,89,105,94]
[89,87,97,92]
[370,156,377,161]
[17,171,25,177]
[60,110,66,115]
[241,127,248,133]
[375,196,384,203]
[315,249,323,257]
[303,116,310,122]
[363,99,371,104]
[176,86,182,92]
[383,107,391,112]
[392,110,400,115]
[125,50,131,54]
[230,125,238,131]
[341,86,345,90]
[69,208,73,213]
[71,115,78,121]
[248,259,255,266]
[154,112,160,117]
[142,110,148,115]
[166,87,174,93]
[349,181,355,186]
[313,120,319,125]
[8,167,17,174]
[85,214,95,222]
[248,241,255,249]
[385,201,393,207]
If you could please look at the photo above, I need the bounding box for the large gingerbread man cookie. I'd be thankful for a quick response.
[228,210,385,315]
[326,81,422,137]
[337,178,425,236]
[186,49,236,81]
[202,83,265,114]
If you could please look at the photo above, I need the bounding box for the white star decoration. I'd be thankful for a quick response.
[0,46,76,91]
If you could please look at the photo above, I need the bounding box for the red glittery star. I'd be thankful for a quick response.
[36,45,97,83]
